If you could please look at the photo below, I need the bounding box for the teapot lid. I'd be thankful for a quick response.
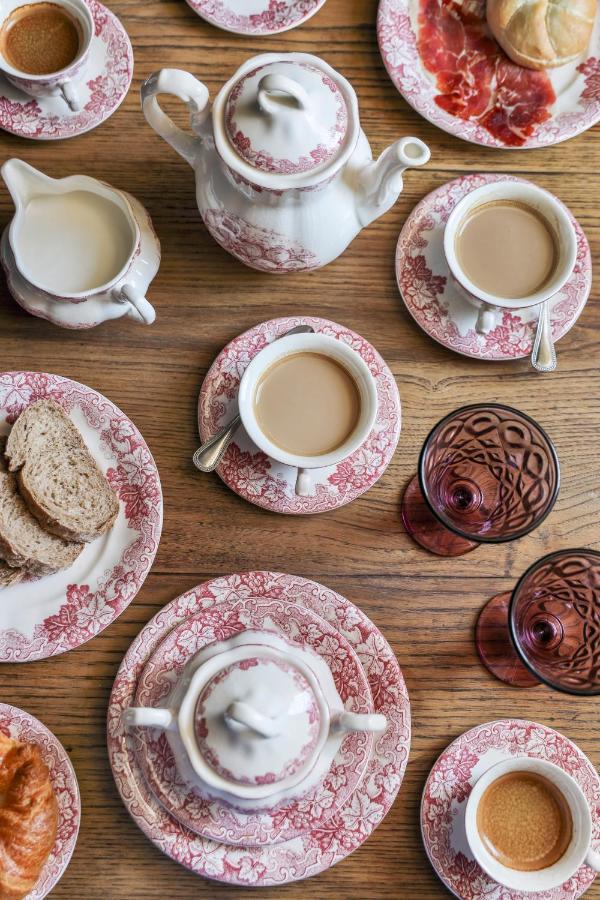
[223,59,350,178]
[193,653,323,789]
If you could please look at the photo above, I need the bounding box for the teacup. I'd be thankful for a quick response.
[238,332,378,497]
[465,757,600,891]
[444,180,578,335]
[0,0,93,110]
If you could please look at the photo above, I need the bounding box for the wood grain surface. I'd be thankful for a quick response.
[0,0,598,897]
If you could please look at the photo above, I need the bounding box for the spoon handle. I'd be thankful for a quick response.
[531,302,557,373]
[192,414,241,472]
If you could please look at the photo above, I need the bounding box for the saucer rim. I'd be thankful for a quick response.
[184,0,327,35]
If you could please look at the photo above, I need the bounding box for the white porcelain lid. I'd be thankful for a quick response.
[193,654,322,788]
[224,60,349,176]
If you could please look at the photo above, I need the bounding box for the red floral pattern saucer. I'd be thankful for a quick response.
[396,175,591,361]
[0,372,162,662]
[108,571,410,886]
[198,317,401,514]
[185,0,326,35]
[421,719,599,899]
[0,0,133,141]
[132,595,373,845]
[0,703,81,899]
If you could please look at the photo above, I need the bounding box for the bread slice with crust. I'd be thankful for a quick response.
[0,561,24,589]
[5,400,85,472]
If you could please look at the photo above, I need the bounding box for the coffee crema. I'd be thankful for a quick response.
[254,352,361,457]
[456,200,558,299]
[477,771,573,872]
[0,2,81,75]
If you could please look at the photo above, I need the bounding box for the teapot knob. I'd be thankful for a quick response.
[257,74,311,116]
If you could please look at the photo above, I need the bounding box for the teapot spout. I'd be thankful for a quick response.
[1,159,52,211]
[355,137,430,227]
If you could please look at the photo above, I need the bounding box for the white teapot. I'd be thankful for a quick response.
[123,630,386,808]
[141,53,430,274]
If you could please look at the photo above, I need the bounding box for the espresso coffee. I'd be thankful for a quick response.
[456,200,558,299]
[254,352,361,456]
[0,2,81,75]
[477,771,573,872]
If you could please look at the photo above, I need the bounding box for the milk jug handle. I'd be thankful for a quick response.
[114,284,156,325]
[141,69,209,166]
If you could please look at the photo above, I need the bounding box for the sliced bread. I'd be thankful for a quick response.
[0,561,24,589]
[5,399,86,472]
[0,471,83,576]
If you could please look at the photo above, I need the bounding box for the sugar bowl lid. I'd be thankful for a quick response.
[193,652,324,791]
[223,57,351,179]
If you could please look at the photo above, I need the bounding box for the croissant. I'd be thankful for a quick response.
[0,733,58,900]
[487,0,596,70]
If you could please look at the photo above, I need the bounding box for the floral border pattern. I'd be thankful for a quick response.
[198,316,401,514]
[0,372,162,661]
[186,0,326,35]
[421,719,599,899]
[0,703,80,899]
[107,571,410,886]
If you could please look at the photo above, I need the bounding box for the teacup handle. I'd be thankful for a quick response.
[586,847,600,871]
[332,712,387,734]
[114,284,156,325]
[60,81,82,112]
[141,69,210,166]
[122,707,175,730]
[295,468,313,497]
[475,304,497,335]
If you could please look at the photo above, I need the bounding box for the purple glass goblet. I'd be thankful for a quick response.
[477,549,600,694]
[401,404,560,557]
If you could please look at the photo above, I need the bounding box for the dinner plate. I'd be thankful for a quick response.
[0,702,81,899]
[184,0,327,35]
[377,0,600,149]
[0,372,162,662]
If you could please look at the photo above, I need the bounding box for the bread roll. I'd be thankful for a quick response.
[487,0,596,69]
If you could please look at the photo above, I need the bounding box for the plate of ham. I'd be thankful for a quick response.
[377,0,600,148]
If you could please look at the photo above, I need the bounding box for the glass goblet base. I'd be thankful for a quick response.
[401,475,479,557]
[475,592,540,688]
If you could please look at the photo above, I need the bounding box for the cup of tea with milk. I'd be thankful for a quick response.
[238,332,378,496]
[444,180,578,334]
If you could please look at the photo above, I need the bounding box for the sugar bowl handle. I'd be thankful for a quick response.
[122,707,176,731]
[141,69,209,166]
[332,712,387,734]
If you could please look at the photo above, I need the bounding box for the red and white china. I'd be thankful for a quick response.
[396,175,591,361]
[141,54,429,272]
[128,595,374,844]
[0,0,132,141]
[198,316,401,514]
[0,372,162,662]
[108,571,411,886]
[377,0,600,150]
[1,160,159,328]
[0,703,81,899]
[185,0,327,35]
[421,719,599,899]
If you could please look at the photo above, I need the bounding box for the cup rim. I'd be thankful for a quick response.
[238,332,379,469]
[443,180,578,308]
[508,548,600,697]
[0,0,94,81]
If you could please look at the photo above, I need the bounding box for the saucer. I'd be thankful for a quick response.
[1,195,160,329]
[0,0,133,141]
[108,571,410,886]
[0,372,162,662]
[421,719,599,899]
[198,317,401,515]
[185,0,327,35]
[0,703,81,899]
[396,175,592,362]
[132,595,373,846]
[378,0,600,149]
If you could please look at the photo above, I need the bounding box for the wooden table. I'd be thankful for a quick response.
[0,1,598,897]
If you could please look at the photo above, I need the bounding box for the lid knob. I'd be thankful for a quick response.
[257,74,310,116]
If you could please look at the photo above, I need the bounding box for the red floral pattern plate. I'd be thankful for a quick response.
[0,703,81,899]
[0,372,162,662]
[0,0,133,141]
[185,0,326,35]
[378,0,600,149]
[133,595,373,845]
[421,719,599,899]
[108,571,410,886]
[396,175,591,361]
[198,317,401,514]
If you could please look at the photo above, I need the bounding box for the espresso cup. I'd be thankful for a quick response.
[0,0,93,110]
[465,757,600,892]
[444,180,578,335]
[238,332,378,497]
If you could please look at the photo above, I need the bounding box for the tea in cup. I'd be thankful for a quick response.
[465,757,600,891]
[0,0,94,110]
[444,180,578,335]
[238,333,378,496]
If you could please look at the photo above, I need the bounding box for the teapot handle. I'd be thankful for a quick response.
[141,69,209,166]
[332,712,387,734]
